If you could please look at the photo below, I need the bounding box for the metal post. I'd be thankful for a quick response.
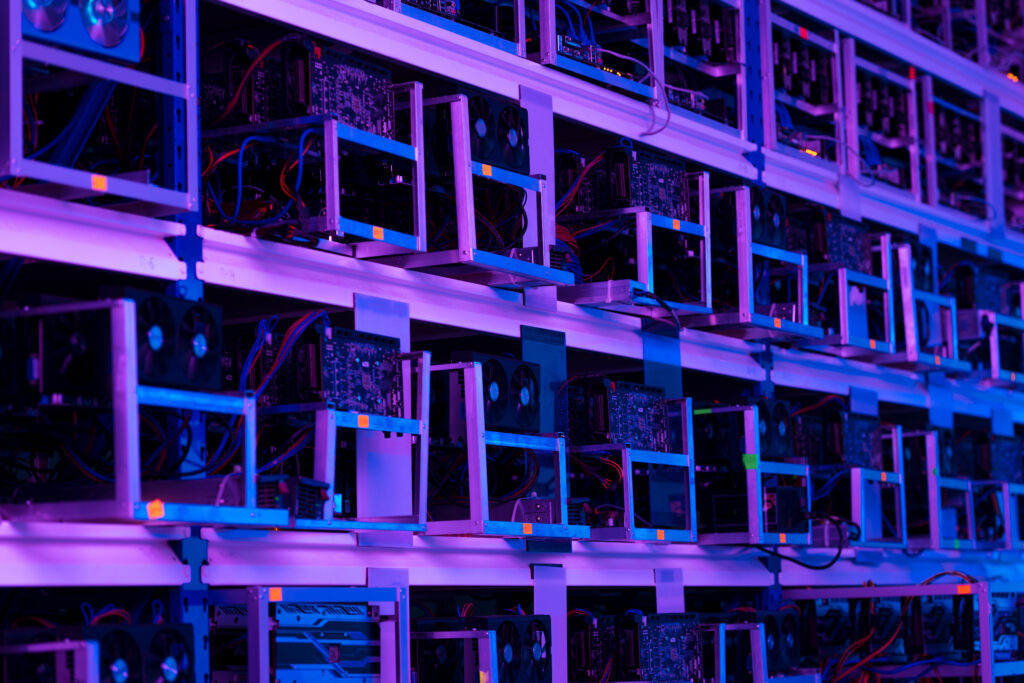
[248,587,272,683]
[112,299,142,517]
[314,407,338,519]
[533,564,567,683]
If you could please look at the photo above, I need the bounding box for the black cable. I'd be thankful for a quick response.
[753,515,846,571]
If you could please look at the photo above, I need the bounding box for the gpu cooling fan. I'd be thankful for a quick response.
[510,363,539,431]
[98,629,144,683]
[81,0,132,48]
[468,96,498,162]
[177,305,220,388]
[524,619,551,683]
[417,639,462,683]
[23,0,69,32]
[497,106,529,172]
[495,620,523,683]
[482,358,510,427]
[145,628,193,683]
[137,295,176,384]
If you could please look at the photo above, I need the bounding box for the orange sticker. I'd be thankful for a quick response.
[523,523,533,535]
[672,219,680,231]
[656,529,665,540]
[779,533,787,544]
[774,317,782,329]
[881,471,887,482]
[799,26,808,39]
[372,226,384,240]
[935,355,942,366]
[91,174,108,192]
[869,339,877,349]
[146,499,165,520]
[908,66,916,80]
[956,584,971,595]
[357,414,370,429]
[269,587,284,602]
[481,164,493,177]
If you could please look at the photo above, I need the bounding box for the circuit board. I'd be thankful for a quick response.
[638,613,704,682]
[568,379,670,452]
[322,328,403,416]
[306,49,395,139]
[255,327,403,416]
[616,149,692,220]
[792,410,882,469]
[569,616,616,681]
[990,436,1023,483]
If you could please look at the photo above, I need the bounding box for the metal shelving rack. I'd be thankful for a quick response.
[7,0,1024,680]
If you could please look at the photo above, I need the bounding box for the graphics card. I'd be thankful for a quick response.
[427,91,530,175]
[450,352,541,433]
[254,325,404,416]
[3,624,194,683]
[567,378,670,452]
[22,0,142,63]
[414,615,552,683]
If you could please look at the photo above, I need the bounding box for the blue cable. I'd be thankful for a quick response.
[812,470,845,501]
[258,431,314,473]
[554,3,580,39]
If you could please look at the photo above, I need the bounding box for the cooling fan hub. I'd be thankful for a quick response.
[531,641,542,661]
[507,127,519,148]
[160,655,181,681]
[147,324,165,352]
[191,332,209,359]
[503,642,514,663]
[518,383,531,407]
[475,117,489,139]
[23,0,67,33]
[110,656,131,683]
[81,0,129,48]
[489,380,501,402]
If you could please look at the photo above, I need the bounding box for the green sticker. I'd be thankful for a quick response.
[693,408,713,415]
[742,453,759,470]
[953,539,960,550]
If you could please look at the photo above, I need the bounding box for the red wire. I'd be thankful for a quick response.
[212,38,289,125]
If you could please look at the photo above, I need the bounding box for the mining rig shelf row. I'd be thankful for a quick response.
[6,0,1024,681]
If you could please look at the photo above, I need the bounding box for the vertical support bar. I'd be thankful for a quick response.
[314,408,338,519]
[798,252,810,327]
[698,173,713,310]
[851,467,866,539]
[647,0,665,105]
[449,97,478,253]
[982,91,1006,234]
[0,0,18,178]
[987,312,1003,383]
[465,365,490,525]
[242,393,257,509]
[758,0,776,152]
[654,568,686,613]
[415,352,432,525]
[355,294,414,521]
[369,569,411,683]
[976,0,990,68]
[925,432,942,548]
[112,300,142,516]
[978,582,994,683]
[622,447,637,537]
[682,398,698,540]
[637,211,654,292]
[539,0,557,65]
[841,39,862,181]
[248,587,272,683]
[743,0,766,156]
[749,625,769,683]
[513,0,527,58]
[736,188,755,323]
[745,406,764,543]
[909,71,924,203]
[519,87,554,255]
[921,75,939,205]
[532,564,568,683]
[324,119,342,236]
[838,267,851,344]
[407,82,428,252]
[831,28,846,174]
[556,437,570,527]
